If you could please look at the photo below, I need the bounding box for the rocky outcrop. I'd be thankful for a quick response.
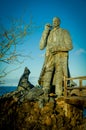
[0,92,86,130]
[70,89,86,96]
[17,67,34,91]
[0,67,86,130]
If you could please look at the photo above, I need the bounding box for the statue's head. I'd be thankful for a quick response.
[53,17,61,28]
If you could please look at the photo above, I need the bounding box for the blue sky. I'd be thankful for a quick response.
[0,0,86,86]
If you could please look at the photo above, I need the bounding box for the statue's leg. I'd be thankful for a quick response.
[43,67,54,102]
[43,54,54,102]
[55,55,68,97]
[55,65,63,97]
[38,54,51,86]
[38,63,46,86]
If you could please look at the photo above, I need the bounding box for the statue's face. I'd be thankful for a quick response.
[53,17,60,28]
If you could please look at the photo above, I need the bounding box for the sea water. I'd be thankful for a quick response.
[0,86,17,96]
[0,86,86,117]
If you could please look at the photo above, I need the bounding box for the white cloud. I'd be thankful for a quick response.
[75,48,86,55]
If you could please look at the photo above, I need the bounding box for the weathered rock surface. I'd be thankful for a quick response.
[70,89,86,96]
[0,67,86,130]
[0,90,86,130]
[17,67,34,91]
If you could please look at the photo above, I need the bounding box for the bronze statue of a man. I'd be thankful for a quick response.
[39,17,73,101]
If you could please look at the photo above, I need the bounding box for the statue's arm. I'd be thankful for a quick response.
[39,30,48,50]
[39,24,51,50]
[62,30,73,51]
[54,30,73,52]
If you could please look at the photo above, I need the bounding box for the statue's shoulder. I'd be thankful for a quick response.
[61,28,70,35]
[61,28,68,32]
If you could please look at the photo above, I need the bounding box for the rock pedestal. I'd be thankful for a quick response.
[0,67,86,130]
[0,93,86,130]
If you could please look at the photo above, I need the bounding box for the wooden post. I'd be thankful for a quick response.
[64,76,67,97]
[79,79,82,96]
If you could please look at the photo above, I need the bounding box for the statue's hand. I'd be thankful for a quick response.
[45,23,51,31]
[49,47,57,54]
